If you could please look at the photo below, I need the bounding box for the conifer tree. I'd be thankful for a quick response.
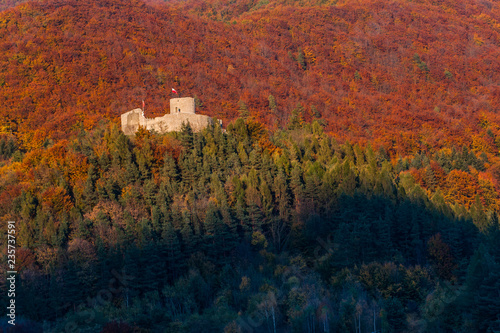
[163,153,179,183]
[268,95,278,114]
[180,122,194,150]
[290,162,304,205]
[161,221,182,281]
[180,213,195,258]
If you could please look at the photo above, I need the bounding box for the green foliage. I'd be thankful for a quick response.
[288,104,305,130]
[268,94,277,114]
[413,53,430,75]
[354,70,361,80]
[0,136,18,159]
[237,101,250,119]
[0,120,495,332]
[297,48,306,70]
[444,70,453,80]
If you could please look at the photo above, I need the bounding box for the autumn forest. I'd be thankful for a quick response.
[0,0,500,332]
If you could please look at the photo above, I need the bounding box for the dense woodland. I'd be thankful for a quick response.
[2,0,500,150]
[0,119,498,332]
[1,0,500,332]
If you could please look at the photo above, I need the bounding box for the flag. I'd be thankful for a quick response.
[172,88,178,94]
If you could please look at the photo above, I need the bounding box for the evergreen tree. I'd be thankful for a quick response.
[311,105,321,119]
[180,213,196,258]
[470,195,489,233]
[353,143,365,166]
[425,165,436,190]
[383,297,406,332]
[238,101,250,119]
[290,162,304,205]
[161,221,182,281]
[180,122,194,150]
[271,169,292,251]
[268,95,278,114]
[82,164,98,208]
[288,104,304,130]
[163,153,179,184]
[151,205,163,238]
[411,153,422,169]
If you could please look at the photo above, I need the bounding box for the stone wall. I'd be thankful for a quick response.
[170,97,195,114]
[121,108,213,135]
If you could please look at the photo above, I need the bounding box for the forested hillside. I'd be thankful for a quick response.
[0,0,30,12]
[1,0,500,332]
[0,119,498,332]
[2,0,500,150]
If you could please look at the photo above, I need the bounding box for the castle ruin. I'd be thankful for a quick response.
[121,97,214,135]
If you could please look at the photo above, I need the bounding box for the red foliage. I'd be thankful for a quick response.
[444,169,481,208]
[0,0,500,153]
[16,247,36,271]
[427,233,456,280]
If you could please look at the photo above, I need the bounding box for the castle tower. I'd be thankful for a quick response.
[170,97,195,114]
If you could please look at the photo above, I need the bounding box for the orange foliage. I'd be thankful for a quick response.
[0,0,500,153]
[429,162,447,189]
[15,247,36,272]
[478,172,499,211]
[162,136,182,161]
[444,170,481,208]
[409,168,425,188]
[40,186,73,217]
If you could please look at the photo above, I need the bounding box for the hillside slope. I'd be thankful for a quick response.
[0,0,31,12]
[1,0,500,154]
[1,1,500,331]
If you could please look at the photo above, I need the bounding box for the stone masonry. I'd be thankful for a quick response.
[121,97,214,135]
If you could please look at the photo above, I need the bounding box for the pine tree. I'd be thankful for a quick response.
[162,153,179,186]
[82,164,98,208]
[238,101,250,119]
[272,169,291,251]
[151,205,163,238]
[339,160,357,196]
[260,179,273,223]
[161,221,182,281]
[180,153,197,191]
[235,198,251,240]
[383,297,406,332]
[123,211,136,245]
[268,95,278,114]
[290,162,304,205]
[475,264,500,332]
[318,137,333,164]
[180,121,194,150]
[204,205,232,263]
[425,166,436,190]
[470,195,489,233]
[353,144,365,166]
[143,178,157,206]
[123,246,141,301]
[180,213,195,259]
[288,104,305,130]
[411,153,422,169]
[465,245,500,331]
